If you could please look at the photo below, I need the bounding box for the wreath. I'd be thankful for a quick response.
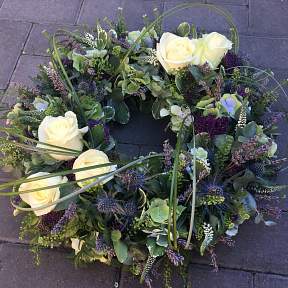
[0,4,287,287]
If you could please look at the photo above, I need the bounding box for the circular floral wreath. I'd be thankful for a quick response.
[1,4,287,287]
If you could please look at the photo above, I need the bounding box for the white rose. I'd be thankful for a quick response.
[71,238,84,255]
[194,32,232,69]
[156,32,199,73]
[73,149,117,187]
[19,172,68,216]
[37,111,88,161]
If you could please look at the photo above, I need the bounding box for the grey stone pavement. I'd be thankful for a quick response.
[0,0,288,287]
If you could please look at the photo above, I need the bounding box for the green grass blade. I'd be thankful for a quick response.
[11,153,163,213]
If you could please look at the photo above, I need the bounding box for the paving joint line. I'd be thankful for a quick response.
[1,240,288,278]
[5,22,33,90]
[75,0,85,25]
[189,262,288,278]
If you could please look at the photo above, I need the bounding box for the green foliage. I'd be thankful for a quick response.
[214,134,234,171]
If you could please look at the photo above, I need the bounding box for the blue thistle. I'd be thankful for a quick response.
[120,170,145,191]
[96,195,124,214]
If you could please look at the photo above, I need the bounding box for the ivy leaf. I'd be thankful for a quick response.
[146,237,165,257]
[148,200,169,224]
[103,106,115,123]
[111,230,128,263]
[113,240,128,263]
[188,65,203,82]
[112,101,130,124]
[152,99,166,119]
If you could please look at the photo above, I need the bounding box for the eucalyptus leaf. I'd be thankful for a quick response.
[146,237,165,257]
[113,240,128,263]
[112,101,130,124]
[176,22,190,37]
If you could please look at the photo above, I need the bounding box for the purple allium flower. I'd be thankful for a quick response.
[51,203,77,234]
[120,170,145,191]
[194,115,229,138]
[39,211,64,234]
[96,195,123,214]
[222,51,243,70]
[165,248,184,267]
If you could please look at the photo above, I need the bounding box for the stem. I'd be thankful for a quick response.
[168,123,185,249]
[185,125,196,250]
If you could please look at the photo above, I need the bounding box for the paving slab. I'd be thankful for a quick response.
[110,111,174,146]
[0,0,82,24]
[11,55,49,87]
[119,265,185,288]
[163,1,249,33]
[0,243,120,288]
[188,264,253,288]
[0,194,22,242]
[240,35,288,70]
[254,273,288,288]
[120,0,164,30]
[0,20,31,90]
[24,23,79,56]
[78,0,122,26]
[116,143,140,158]
[249,0,288,37]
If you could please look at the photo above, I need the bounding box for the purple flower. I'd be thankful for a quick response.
[120,170,145,191]
[87,119,102,129]
[194,115,229,138]
[165,248,184,266]
[96,195,124,214]
[222,51,243,70]
[51,203,77,234]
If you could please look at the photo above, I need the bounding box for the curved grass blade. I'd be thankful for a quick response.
[11,153,163,212]
[0,162,116,191]
[0,127,82,153]
[185,124,197,249]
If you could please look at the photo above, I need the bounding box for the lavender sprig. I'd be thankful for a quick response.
[51,203,77,234]
[165,248,184,266]
[163,140,173,170]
